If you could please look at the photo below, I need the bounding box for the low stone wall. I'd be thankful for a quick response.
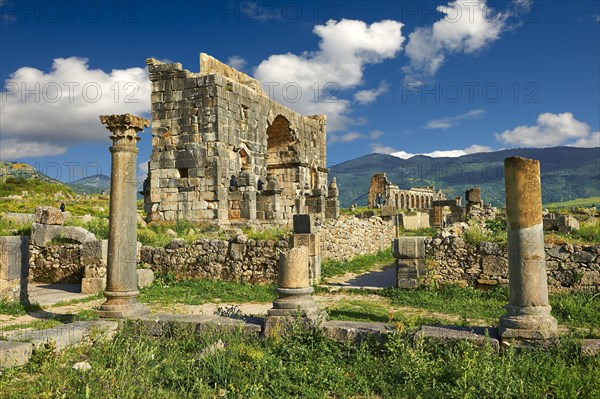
[398,212,430,230]
[29,244,84,284]
[424,237,600,289]
[320,216,396,261]
[140,236,289,284]
[23,215,397,285]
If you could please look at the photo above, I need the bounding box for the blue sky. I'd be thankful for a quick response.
[0,0,598,183]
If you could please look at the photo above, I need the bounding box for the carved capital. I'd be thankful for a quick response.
[99,114,150,139]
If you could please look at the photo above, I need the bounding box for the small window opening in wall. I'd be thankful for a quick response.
[178,168,189,178]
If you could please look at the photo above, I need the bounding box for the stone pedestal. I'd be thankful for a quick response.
[499,157,558,343]
[264,246,323,336]
[0,236,29,303]
[97,114,150,319]
[392,237,426,288]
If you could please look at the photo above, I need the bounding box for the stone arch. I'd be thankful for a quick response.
[410,195,415,208]
[395,193,399,208]
[266,115,295,166]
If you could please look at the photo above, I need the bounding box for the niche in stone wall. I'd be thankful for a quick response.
[266,115,296,166]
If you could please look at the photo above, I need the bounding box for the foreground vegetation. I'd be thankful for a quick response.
[1,323,598,398]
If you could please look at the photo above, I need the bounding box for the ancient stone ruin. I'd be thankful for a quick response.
[367,173,445,210]
[143,53,338,225]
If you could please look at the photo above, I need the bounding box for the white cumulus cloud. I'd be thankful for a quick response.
[425,109,486,129]
[330,129,385,144]
[495,112,598,147]
[0,57,150,160]
[254,18,404,132]
[354,80,390,105]
[370,143,492,158]
[226,55,248,71]
[403,0,506,80]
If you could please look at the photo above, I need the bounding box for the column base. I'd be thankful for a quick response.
[264,287,326,337]
[96,290,149,319]
[499,304,558,344]
[267,287,319,317]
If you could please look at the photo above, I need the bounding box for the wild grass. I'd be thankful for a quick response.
[321,248,395,278]
[545,196,600,209]
[463,221,507,246]
[0,301,41,316]
[545,220,600,245]
[398,227,437,237]
[1,324,598,398]
[140,277,276,305]
[0,217,32,236]
[379,285,600,333]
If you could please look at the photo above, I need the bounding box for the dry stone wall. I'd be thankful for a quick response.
[424,236,600,290]
[25,215,398,285]
[319,215,396,261]
[140,236,288,284]
[29,244,84,284]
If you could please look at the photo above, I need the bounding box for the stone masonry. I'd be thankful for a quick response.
[368,173,445,210]
[144,53,338,225]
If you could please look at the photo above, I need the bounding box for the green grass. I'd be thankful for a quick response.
[0,217,31,236]
[545,196,600,209]
[321,248,395,278]
[0,319,63,332]
[0,301,41,316]
[240,226,290,241]
[463,221,507,246]
[52,293,103,308]
[379,286,600,333]
[139,277,276,305]
[326,298,446,327]
[0,177,74,197]
[398,227,437,237]
[1,324,598,398]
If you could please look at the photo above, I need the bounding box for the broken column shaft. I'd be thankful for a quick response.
[499,156,558,342]
[97,114,150,318]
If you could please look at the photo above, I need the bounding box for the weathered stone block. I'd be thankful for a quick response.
[81,239,108,261]
[392,237,426,259]
[293,214,314,234]
[0,236,29,302]
[81,277,106,294]
[481,255,507,276]
[137,269,155,289]
[0,341,33,369]
[34,206,65,225]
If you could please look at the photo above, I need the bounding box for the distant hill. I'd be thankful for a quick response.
[0,161,63,184]
[0,161,73,197]
[330,146,600,208]
[68,174,111,194]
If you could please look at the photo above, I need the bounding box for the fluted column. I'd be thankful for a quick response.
[499,157,558,343]
[97,114,150,318]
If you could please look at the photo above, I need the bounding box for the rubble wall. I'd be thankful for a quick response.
[424,237,600,290]
[320,216,397,261]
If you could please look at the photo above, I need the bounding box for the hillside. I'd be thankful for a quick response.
[0,162,73,197]
[69,174,111,194]
[330,146,600,208]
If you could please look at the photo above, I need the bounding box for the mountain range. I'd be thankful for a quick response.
[2,146,598,207]
[329,146,600,208]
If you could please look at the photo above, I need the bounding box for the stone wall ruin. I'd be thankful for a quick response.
[144,53,338,225]
[367,173,445,211]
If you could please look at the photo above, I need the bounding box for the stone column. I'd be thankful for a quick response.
[499,157,558,342]
[97,114,150,318]
[292,214,321,285]
[264,246,323,336]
